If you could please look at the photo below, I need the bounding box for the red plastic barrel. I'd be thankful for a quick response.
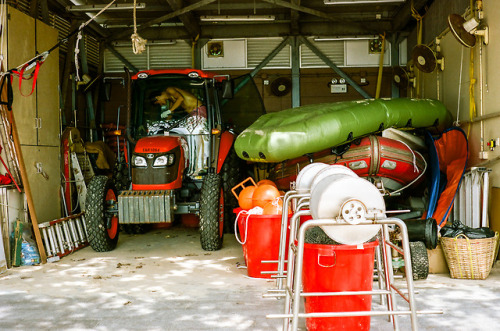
[302,240,379,331]
[234,209,291,278]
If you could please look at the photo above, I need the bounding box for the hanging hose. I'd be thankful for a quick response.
[455,46,465,127]
[411,0,426,98]
[375,33,385,99]
[468,42,476,139]
[131,0,147,54]
[74,0,117,81]
[191,34,200,68]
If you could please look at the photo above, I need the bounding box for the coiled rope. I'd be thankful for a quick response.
[131,0,147,54]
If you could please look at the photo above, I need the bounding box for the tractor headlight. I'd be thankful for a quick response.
[132,155,147,167]
[153,154,175,167]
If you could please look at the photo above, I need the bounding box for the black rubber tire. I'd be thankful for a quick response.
[409,241,429,280]
[200,173,224,251]
[221,148,245,233]
[120,224,151,234]
[85,175,120,252]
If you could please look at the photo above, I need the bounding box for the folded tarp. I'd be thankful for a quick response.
[235,98,452,163]
[425,127,468,228]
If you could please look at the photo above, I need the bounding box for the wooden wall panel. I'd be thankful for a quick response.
[7,7,36,146]
[21,145,61,223]
[36,20,60,147]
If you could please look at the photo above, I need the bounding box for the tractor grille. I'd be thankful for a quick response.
[118,190,174,224]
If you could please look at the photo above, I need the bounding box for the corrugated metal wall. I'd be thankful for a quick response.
[247,38,290,68]
[103,41,192,72]
[103,37,352,72]
[301,38,345,67]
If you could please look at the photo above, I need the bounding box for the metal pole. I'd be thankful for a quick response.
[290,36,301,108]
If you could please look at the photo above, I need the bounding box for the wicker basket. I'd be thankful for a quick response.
[440,233,499,280]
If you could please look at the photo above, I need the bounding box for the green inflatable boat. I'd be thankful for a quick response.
[234,98,452,163]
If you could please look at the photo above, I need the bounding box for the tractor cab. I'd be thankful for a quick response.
[84,69,243,253]
[128,70,232,179]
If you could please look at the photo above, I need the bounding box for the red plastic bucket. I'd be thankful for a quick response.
[302,240,379,331]
[234,209,290,278]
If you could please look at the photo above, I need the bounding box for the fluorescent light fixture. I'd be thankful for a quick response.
[200,15,275,22]
[314,35,379,41]
[112,40,176,47]
[324,0,404,4]
[67,3,146,12]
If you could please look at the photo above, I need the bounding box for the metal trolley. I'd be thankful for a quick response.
[264,189,442,331]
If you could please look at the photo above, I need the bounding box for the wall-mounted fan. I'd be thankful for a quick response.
[270,77,292,97]
[448,13,489,48]
[369,38,383,54]
[393,66,416,89]
[411,44,445,73]
[207,41,224,57]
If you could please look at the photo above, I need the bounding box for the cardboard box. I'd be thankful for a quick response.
[427,243,449,274]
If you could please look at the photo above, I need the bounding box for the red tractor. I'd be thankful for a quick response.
[84,69,263,252]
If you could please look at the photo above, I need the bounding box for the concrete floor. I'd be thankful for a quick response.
[1,225,499,331]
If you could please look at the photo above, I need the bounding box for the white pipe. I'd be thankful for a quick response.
[482,171,489,227]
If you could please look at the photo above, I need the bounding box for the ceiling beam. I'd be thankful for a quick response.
[108,0,216,41]
[132,20,391,40]
[50,0,111,38]
[392,0,430,32]
[165,0,200,39]
[260,0,384,34]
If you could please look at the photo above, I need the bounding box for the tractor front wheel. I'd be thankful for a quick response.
[85,175,120,252]
[200,173,224,251]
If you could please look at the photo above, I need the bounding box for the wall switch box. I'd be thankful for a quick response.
[331,84,347,93]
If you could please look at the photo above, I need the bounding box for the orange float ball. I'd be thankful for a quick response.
[257,179,277,188]
[263,198,283,215]
[238,186,256,210]
[252,184,280,208]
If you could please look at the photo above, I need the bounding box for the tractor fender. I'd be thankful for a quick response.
[217,131,235,174]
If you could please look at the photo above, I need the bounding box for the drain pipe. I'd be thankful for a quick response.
[479,36,485,158]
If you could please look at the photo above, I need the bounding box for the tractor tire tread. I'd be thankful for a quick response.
[200,173,223,251]
[221,148,244,233]
[409,241,429,280]
[85,175,119,252]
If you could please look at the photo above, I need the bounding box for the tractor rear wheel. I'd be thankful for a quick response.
[85,175,119,252]
[200,173,224,251]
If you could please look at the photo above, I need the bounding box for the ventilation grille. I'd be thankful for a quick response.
[301,38,345,67]
[247,38,291,69]
[104,42,191,73]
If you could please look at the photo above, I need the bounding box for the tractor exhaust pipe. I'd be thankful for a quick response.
[124,67,136,145]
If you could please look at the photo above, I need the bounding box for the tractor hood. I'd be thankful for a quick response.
[134,136,183,154]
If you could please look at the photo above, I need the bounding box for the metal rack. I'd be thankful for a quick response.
[264,190,442,330]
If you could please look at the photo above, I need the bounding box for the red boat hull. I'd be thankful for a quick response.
[270,135,425,191]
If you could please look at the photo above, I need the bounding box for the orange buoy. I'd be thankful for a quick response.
[257,179,277,188]
[252,184,280,208]
[238,186,256,210]
[263,198,283,215]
